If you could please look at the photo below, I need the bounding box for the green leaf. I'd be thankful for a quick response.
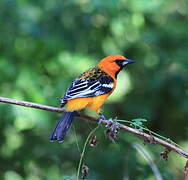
[131,118,147,129]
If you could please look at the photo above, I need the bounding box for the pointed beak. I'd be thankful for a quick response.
[126,59,136,63]
[122,59,136,66]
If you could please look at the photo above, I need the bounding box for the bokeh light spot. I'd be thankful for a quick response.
[109,71,132,102]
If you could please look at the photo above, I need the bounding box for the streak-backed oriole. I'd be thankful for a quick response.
[50,55,135,142]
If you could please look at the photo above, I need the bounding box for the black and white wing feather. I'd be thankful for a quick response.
[61,67,114,106]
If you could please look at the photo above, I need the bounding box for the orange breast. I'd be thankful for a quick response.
[65,93,111,113]
[87,94,110,113]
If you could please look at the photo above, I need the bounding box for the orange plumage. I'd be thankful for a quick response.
[66,94,109,113]
[50,55,135,142]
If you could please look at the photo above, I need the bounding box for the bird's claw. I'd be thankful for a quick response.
[105,117,120,141]
[98,114,120,141]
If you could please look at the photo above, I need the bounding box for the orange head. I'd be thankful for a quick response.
[98,55,135,78]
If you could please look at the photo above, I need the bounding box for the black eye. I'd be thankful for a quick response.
[115,60,123,66]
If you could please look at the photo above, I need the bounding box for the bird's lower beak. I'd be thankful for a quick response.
[122,59,136,66]
[126,59,136,63]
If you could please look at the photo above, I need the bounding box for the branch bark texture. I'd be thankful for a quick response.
[0,96,188,159]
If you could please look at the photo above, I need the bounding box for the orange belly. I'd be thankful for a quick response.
[65,94,110,113]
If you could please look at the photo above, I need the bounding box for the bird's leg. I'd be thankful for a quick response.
[99,112,106,120]
[105,117,120,141]
[98,112,106,124]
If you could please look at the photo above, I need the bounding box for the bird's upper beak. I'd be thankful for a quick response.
[122,59,136,66]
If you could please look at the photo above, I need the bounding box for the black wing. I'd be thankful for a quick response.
[61,69,114,106]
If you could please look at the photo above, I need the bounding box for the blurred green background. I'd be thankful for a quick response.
[0,0,188,179]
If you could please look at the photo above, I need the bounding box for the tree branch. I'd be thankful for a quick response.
[0,96,188,159]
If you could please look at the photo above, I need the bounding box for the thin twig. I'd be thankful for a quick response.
[133,143,163,180]
[76,125,99,180]
[0,96,188,159]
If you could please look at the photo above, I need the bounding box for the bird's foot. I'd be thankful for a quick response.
[98,113,106,125]
[105,117,120,142]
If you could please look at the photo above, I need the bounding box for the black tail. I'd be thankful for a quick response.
[50,111,77,142]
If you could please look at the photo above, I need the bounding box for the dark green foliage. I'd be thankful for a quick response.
[0,0,188,179]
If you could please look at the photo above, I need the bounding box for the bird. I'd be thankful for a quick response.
[50,55,135,142]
